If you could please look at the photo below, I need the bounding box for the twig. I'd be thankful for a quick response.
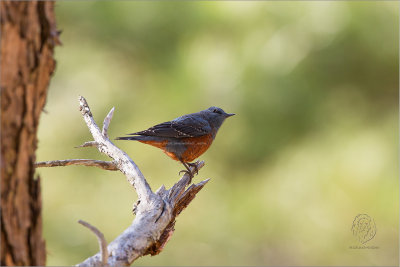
[75,141,98,148]
[102,107,114,138]
[78,220,108,266]
[35,159,118,171]
[78,96,154,203]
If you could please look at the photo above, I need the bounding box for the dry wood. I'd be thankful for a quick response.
[75,141,99,148]
[36,96,209,266]
[78,220,108,266]
[35,159,118,171]
[102,107,115,138]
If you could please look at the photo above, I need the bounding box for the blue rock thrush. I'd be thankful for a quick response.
[116,106,235,177]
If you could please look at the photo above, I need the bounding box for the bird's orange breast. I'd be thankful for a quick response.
[180,134,214,162]
[139,134,214,163]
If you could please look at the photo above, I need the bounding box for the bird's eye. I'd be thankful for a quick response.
[213,109,221,114]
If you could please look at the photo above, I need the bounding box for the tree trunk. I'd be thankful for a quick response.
[0,1,59,265]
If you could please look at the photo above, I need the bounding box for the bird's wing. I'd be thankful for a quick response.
[128,117,211,138]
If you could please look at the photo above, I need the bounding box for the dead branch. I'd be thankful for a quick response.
[35,159,118,171]
[36,96,209,266]
[102,107,114,138]
[75,141,98,148]
[78,220,108,266]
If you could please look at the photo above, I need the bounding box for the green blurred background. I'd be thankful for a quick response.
[36,1,398,266]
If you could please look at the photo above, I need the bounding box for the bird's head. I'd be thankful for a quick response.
[203,106,235,130]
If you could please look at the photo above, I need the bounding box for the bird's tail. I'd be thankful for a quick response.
[115,136,141,141]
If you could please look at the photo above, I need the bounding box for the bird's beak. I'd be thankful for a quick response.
[225,113,235,117]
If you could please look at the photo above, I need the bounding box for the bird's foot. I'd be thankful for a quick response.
[179,161,200,183]
[187,161,199,175]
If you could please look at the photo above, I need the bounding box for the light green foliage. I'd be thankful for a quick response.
[37,2,398,266]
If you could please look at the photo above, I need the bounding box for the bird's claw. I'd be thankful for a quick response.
[179,160,200,184]
[187,161,199,175]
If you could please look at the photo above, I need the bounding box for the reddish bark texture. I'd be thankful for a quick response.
[1,1,59,265]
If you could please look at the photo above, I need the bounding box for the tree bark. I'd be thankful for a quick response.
[0,1,59,265]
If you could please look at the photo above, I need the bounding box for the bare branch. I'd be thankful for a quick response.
[77,160,207,266]
[144,163,209,256]
[174,177,210,216]
[37,96,210,266]
[78,96,154,202]
[75,141,98,148]
[102,107,114,138]
[78,220,108,266]
[35,159,118,171]
[168,161,205,203]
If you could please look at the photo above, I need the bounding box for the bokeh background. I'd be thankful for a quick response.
[36,1,398,266]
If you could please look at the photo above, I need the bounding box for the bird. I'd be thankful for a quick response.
[116,106,235,177]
